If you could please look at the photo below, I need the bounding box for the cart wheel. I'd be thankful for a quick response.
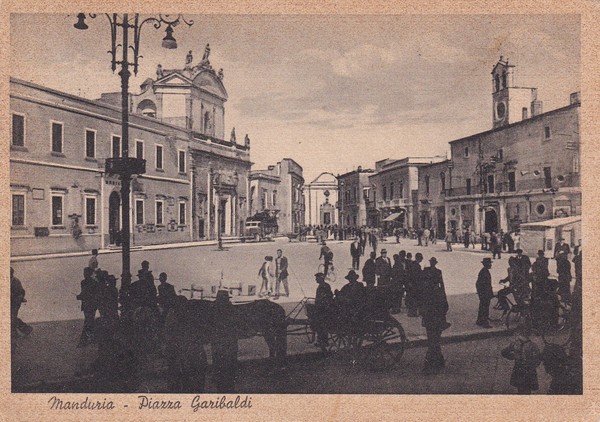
[505,308,523,332]
[362,322,406,370]
[327,333,348,352]
[489,297,508,323]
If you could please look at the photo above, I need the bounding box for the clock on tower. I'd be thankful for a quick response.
[491,56,539,129]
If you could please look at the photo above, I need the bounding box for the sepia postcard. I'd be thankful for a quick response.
[1,1,599,421]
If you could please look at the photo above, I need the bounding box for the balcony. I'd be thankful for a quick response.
[377,198,409,208]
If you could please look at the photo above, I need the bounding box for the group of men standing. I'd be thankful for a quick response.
[76,251,178,347]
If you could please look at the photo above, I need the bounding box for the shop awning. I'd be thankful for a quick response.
[383,212,403,222]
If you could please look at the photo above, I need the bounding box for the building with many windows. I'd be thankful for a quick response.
[10,49,251,256]
[416,159,450,237]
[249,158,305,234]
[337,166,374,228]
[367,156,447,229]
[444,58,581,240]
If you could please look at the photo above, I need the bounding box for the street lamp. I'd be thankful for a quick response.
[74,13,193,290]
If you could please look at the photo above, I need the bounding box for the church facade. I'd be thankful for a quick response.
[9,46,251,256]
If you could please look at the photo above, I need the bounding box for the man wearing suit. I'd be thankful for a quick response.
[475,258,494,328]
[274,249,289,299]
[350,238,361,270]
[362,251,377,287]
[375,249,393,288]
[554,238,571,259]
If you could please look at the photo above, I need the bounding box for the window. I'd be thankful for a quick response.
[179,202,186,225]
[466,178,472,195]
[495,74,500,92]
[536,203,546,216]
[261,189,267,209]
[425,175,430,195]
[85,129,96,158]
[522,108,528,120]
[12,113,25,147]
[51,195,63,226]
[544,126,552,141]
[136,140,144,159]
[112,135,121,158]
[272,190,277,207]
[508,172,516,192]
[487,175,495,194]
[51,121,63,153]
[155,145,163,169]
[155,200,164,225]
[464,147,469,158]
[544,167,552,188]
[85,197,96,225]
[399,182,403,198]
[353,187,357,201]
[502,70,507,88]
[12,194,25,226]
[390,183,394,199]
[440,172,446,192]
[178,150,186,173]
[497,148,503,161]
[383,186,387,201]
[135,199,145,225]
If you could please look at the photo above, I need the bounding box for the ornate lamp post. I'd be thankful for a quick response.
[74,13,193,289]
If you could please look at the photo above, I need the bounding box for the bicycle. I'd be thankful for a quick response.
[317,261,337,283]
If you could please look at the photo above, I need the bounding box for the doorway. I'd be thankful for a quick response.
[485,208,498,233]
[109,191,121,245]
[219,199,227,234]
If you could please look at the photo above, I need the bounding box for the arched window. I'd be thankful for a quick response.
[136,99,157,118]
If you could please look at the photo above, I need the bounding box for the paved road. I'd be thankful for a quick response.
[12,236,546,323]
[15,334,555,395]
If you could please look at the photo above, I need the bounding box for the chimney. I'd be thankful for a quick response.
[531,100,543,117]
[357,165,362,172]
[570,92,581,105]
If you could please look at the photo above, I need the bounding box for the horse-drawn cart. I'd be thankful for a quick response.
[286,297,408,370]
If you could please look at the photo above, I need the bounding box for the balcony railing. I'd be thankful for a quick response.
[376,198,409,208]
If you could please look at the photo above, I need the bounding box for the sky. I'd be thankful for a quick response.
[10,14,580,183]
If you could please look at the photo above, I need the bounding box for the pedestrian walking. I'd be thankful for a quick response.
[371,232,378,254]
[501,325,541,394]
[77,267,99,347]
[258,256,274,297]
[464,229,471,248]
[319,241,334,276]
[350,238,361,270]
[491,232,502,259]
[430,227,437,244]
[10,267,33,337]
[475,258,494,328]
[423,228,430,246]
[420,256,449,375]
[470,230,476,249]
[445,230,453,251]
[417,227,423,246]
[274,249,289,299]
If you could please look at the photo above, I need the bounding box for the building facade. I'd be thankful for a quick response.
[445,58,581,237]
[9,49,251,256]
[249,158,305,234]
[337,166,374,228]
[367,156,447,229]
[416,160,450,237]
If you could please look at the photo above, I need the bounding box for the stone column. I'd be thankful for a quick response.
[225,195,232,235]
[499,200,508,232]
[473,203,481,236]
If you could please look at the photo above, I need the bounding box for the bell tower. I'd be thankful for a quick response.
[491,57,539,129]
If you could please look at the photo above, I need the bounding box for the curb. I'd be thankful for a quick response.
[12,327,510,391]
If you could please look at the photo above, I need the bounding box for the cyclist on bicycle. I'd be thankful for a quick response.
[319,241,334,276]
[497,256,531,311]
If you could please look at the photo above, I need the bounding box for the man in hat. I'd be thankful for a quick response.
[336,270,366,307]
[476,258,494,328]
[274,249,289,299]
[420,256,450,374]
[362,251,377,287]
[10,267,33,337]
[514,249,532,275]
[531,250,550,298]
[319,241,334,276]
[375,249,392,288]
[89,249,99,271]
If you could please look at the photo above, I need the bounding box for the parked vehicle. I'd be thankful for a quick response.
[241,212,278,242]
